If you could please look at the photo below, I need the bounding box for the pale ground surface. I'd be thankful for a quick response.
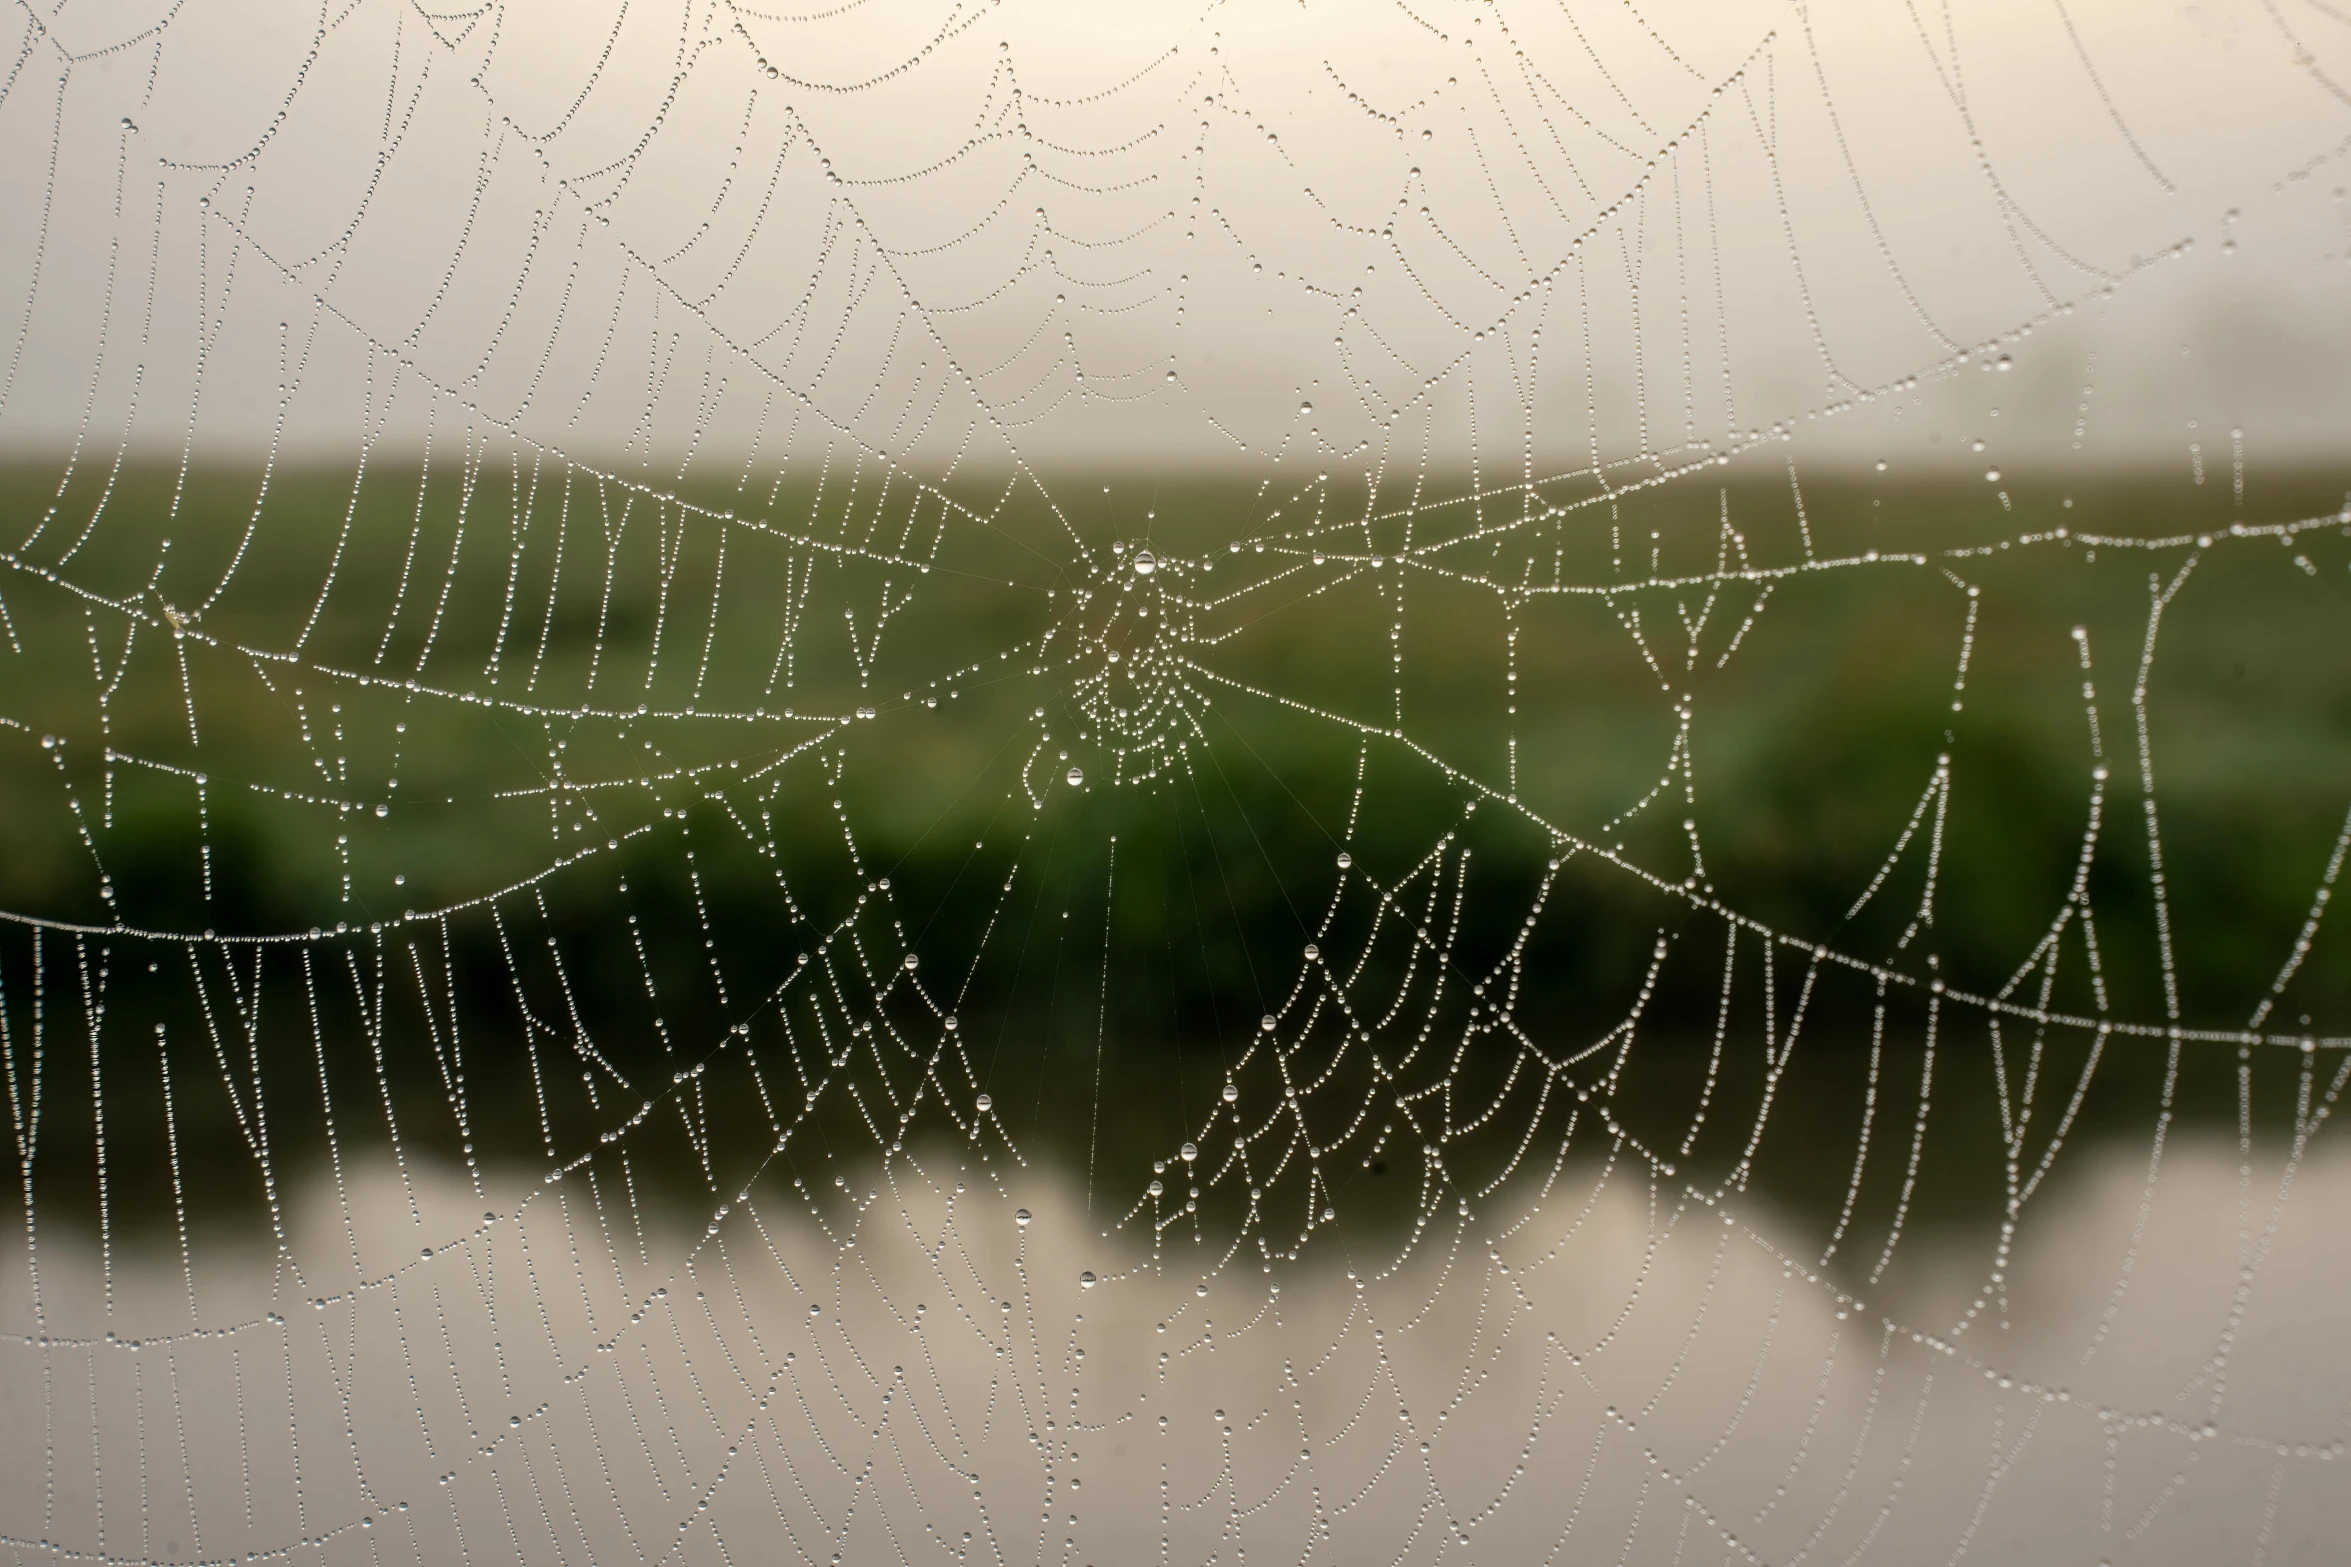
[5,1133,2345,1565]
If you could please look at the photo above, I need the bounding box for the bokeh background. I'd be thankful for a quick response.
[3,1,2350,1562]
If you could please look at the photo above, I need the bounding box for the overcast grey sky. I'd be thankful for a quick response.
[3,0,2348,480]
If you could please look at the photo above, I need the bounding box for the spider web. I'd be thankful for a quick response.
[3,2,2351,1564]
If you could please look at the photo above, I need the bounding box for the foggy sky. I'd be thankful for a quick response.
[3,0,2349,483]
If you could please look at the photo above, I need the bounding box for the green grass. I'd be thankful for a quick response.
[2,458,2348,1255]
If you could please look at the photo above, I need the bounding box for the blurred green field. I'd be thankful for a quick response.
[2,459,2348,1256]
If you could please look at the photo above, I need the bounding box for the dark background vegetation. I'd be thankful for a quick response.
[2,460,2347,1277]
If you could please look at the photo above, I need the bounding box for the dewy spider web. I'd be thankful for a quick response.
[2,1,2350,1563]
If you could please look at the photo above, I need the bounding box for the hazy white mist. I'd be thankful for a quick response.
[2,0,2347,480]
